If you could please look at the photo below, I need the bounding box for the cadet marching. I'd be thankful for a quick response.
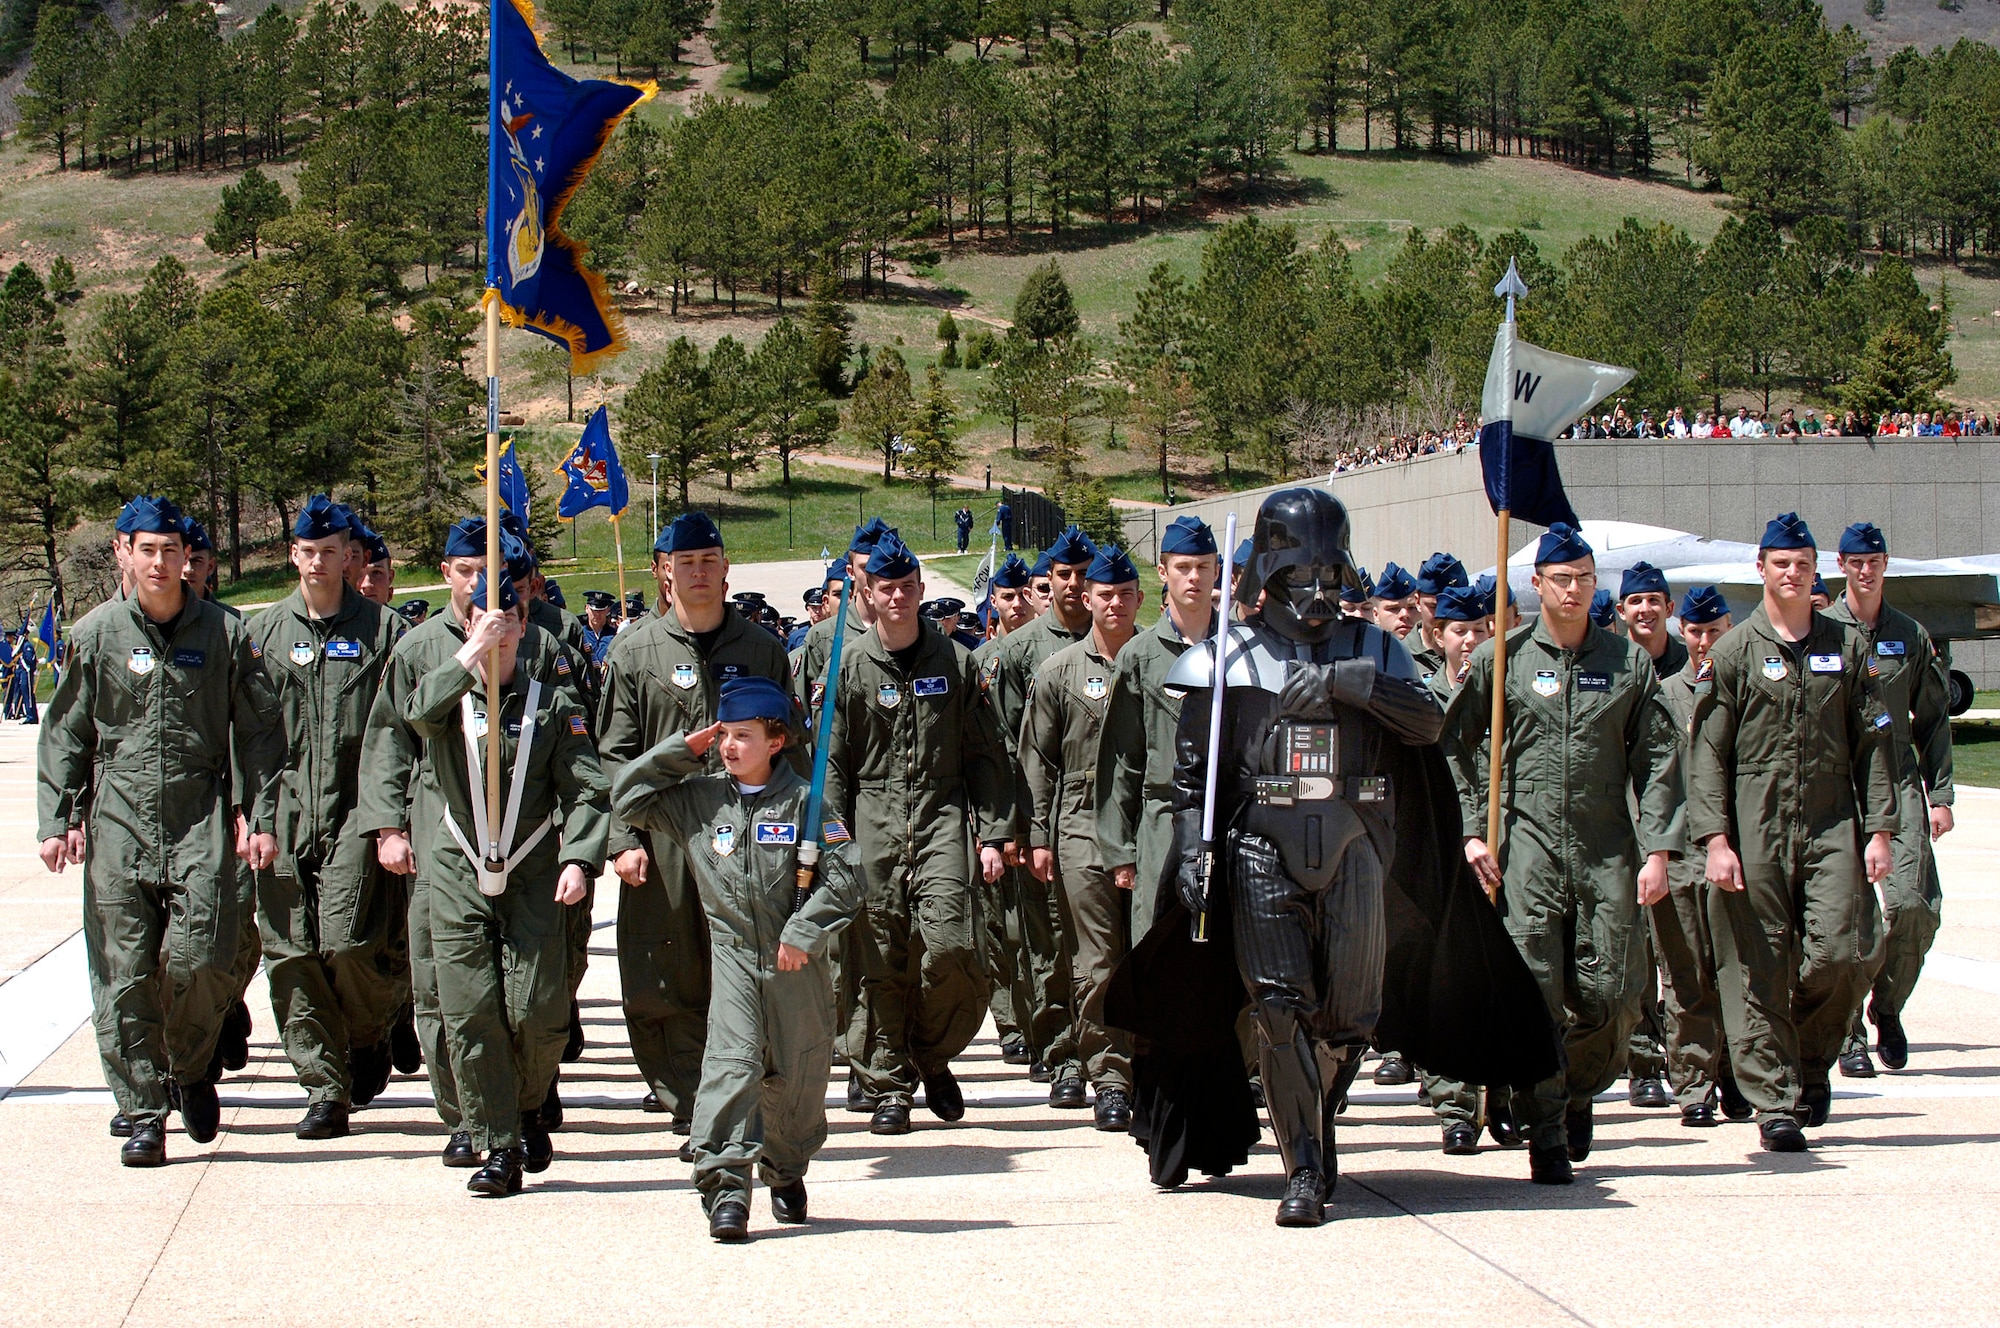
[35,487,1958,1237]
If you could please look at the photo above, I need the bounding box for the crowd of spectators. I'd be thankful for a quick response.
[1564,402,1999,438]
[1328,419,1475,474]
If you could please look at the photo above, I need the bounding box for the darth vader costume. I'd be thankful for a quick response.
[1104,488,1560,1227]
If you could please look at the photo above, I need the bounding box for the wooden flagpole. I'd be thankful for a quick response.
[1483,265,1526,902]
[484,292,503,865]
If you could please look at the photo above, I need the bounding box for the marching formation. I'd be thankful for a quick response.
[34,483,1955,1239]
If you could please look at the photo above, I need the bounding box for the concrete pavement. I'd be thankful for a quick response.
[3,715,1999,1326]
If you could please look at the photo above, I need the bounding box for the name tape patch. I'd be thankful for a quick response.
[172,648,206,669]
[913,675,948,697]
[324,639,361,660]
[1577,671,1610,691]
[755,822,798,845]
[1808,653,1842,674]
[1877,640,1906,657]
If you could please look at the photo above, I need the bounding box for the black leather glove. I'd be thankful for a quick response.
[1278,659,1376,719]
[1172,808,1210,914]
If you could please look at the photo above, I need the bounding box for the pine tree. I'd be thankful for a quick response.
[624,336,716,511]
[1013,258,1080,349]
[848,345,914,482]
[206,167,293,261]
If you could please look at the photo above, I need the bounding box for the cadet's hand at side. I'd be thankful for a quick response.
[1462,837,1501,890]
[1864,831,1892,885]
[1112,865,1135,892]
[613,847,650,886]
[980,845,1004,884]
[684,721,724,758]
[377,828,416,875]
[1931,805,1954,840]
[241,832,276,871]
[1705,836,1745,892]
[776,942,808,972]
[1030,847,1054,883]
[1636,850,1670,907]
[39,829,82,873]
[555,863,588,905]
[1002,842,1022,868]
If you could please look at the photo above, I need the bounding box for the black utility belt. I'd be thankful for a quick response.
[1253,775,1388,807]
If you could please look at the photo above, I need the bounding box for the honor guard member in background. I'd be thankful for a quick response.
[1449,523,1682,1184]
[1420,584,1519,1153]
[955,505,975,553]
[1024,543,1145,1128]
[581,590,619,679]
[1161,489,1448,1225]
[1339,568,1370,620]
[997,498,1014,550]
[990,525,1098,1091]
[972,552,1039,1069]
[247,497,409,1139]
[1651,585,1745,1127]
[1615,561,1687,1112]
[1410,553,1469,677]
[1810,574,1832,611]
[1828,521,1954,1076]
[612,677,862,1242]
[1097,516,1218,944]
[403,569,607,1196]
[598,512,802,1141]
[625,590,648,626]
[1687,512,1896,1151]
[359,515,530,1166]
[399,599,430,627]
[825,534,1011,1135]
[38,495,284,1167]
[354,522,396,606]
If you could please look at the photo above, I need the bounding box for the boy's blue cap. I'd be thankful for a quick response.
[1415,552,1468,594]
[1085,544,1138,585]
[1474,572,1514,611]
[824,560,849,584]
[1812,573,1830,598]
[1678,585,1730,624]
[1160,516,1216,557]
[1760,511,1815,551]
[849,518,891,555]
[717,676,792,723]
[1619,561,1669,600]
[1839,521,1887,556]
[1030,550,1053,578]
[659,511,723,554]
[443,517,487,559]
[470,569,519,613]
[1535,522,1593,566]
[1232,538,1253,570]
[866,534,920,580]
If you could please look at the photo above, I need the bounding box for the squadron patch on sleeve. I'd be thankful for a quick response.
[1694,657,1714,684]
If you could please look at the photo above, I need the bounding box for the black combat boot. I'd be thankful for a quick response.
[1275,1168,1328,1227]
[122,1120,167,1167]
[296,1102,350,1140]
[467,1146,524,1196]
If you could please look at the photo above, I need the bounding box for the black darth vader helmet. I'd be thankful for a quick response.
[1239,488,1362,644]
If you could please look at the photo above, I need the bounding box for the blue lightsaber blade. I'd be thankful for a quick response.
[794,576,854,912]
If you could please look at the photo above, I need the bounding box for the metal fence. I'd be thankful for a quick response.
[1000,486,1067,553]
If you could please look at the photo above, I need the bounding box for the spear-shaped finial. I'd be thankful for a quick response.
[1494,257,1529,324]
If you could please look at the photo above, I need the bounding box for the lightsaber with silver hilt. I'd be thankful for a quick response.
[794,575,854,914]
[1192,510,1238,943]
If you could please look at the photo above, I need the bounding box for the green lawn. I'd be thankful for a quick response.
[1952,717,2000,787]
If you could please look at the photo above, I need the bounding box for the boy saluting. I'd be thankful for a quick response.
[613,676,862,1243]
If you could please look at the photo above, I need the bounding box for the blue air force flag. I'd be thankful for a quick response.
[477,434,534,521]
[487,0,652,373]
[1476,321,1633,529]
[556,405,631,519]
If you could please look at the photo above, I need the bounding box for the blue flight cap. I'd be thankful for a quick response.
[1535,522,1593,566]
[717,676,793,724]
[1433,585,1486,622]
[544,580,566,608]
[866,533,920,580]
[849,517,891,556]
[1760,511,1816,551]
[504,531,534,582]
[180,516,215,553]
[328,502,357,536]
[991,554,1030,589]
[659,511,723,554]
[1159,516,1217,557]
[1340,567,1372,605]
[1232,538,1253,570]
[1619,561,1669,600]
[470,569,519,613]
[1678,585,1731,624]
[359,526,390,564]
[118,494,184,535]
[824,560,850,585]
[1812,573,1829,599]
[1474,572,1514,612]
[1030,550,1054,578]
[1589,588,1616,626]
[1839,521,1887,556]
[295,495,346,541]
[1415,552,1468,595]
[1373,562,1417,601]
[443,516,487,559]
[1086,544,1139,584]
[1044,524,1098,566]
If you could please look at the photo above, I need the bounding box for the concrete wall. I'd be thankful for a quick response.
[1119,436,2000,685]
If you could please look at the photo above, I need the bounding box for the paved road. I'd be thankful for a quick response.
[2,716,1997,1326]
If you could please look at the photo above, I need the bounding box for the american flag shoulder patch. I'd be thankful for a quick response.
[1866,656,1880,678]
[248,640,262,658]
[822,819,851,844]
[569,714,588,735]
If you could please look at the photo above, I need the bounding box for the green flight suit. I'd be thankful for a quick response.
[612,734,861,1210]
[792,604,871,1068]
[405,651,608,1152]
[529,596,598,1022]
[989,608,1088,1066]
[1826,598,1953,1048]
[1023,635,1131,1094]
[1420,666,1488,1129]
[1687,605,1896,1121]
[38,594,283,1126]
[196,596,266,1026]
[972,634,1032,1050]
[1625,634,1690,1083]
[1094,611,1201,937]
[1445,618,1683,1151]
[826,623,1010,1106]
[1654,662,1725,1109]
[246,586,408,1105]
[596,604,801,1118]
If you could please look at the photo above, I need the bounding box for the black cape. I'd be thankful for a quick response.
[1104,736,1562,1187]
